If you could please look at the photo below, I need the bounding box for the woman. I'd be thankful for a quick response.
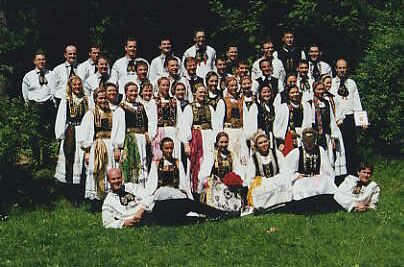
[223,76,253,170]
[81,87,116,204]
[320,74,347,177]
[205,71,225,131]
[180,84,217,198]
[55,76,89,202]
[246,131,292,210]
[199,132,243,211]
[257,83,278,154]
[273,84,311,156]
[111,82,155,188]
[285,127,337,201]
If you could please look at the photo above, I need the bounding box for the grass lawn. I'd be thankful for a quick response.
[0,160,402,267]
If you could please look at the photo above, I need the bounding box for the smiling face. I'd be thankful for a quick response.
[297,62,309,77]
[357,167,372,184]
[185,59,197,77]
[256,136,269,155]
[108,168,123,192]
[97,58,108,75]
[195,86,206,103]
[323,77,332,92]
[215,59,226,74]
[125,40,137,58]
[174,83,186,101]
[207,75,218,91]
[308,46,320,61]
[136,63,148,80]
[166,59,179,76]
[282,32,294,47]
[106,85,118,102]
[336,59,348,78]
[240,78,252,96]
[64,45,77,65]
[217,135,229,152]
[71,79,83,96]
[226,46,238,61]
[260,86,272,103]
[314,83,325,98]
[126,84,139,102]
[159,39,172,55]
[260,60,273,76]
[288,87,301,103]
[227,79,238,97]
[262,42,275,58]
[96,91,108,110]
[141,85,153,101]
[161,140,174,159]
[194,31,206,47]
[286,75,297,86]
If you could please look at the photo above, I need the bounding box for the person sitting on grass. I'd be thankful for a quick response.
[102,168,236,228]
[333,162,380,212]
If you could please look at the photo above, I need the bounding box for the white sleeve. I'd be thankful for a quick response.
[178,160,192,198]
[351,80,363,111]
[334,176,356,212]
[149,59,158,85]
[101,199,125,229]
[178,105,193,143]
[79,110,95,149]
[243,103,258,139]
[245,156,257,185]
[277,77,284,93]
[329,104,339,139]
[146,101,158,141]
[21,74,30,103]
[55,98,67,139]
[302,102,313,129]
[285,148,299,174]
[109,61,119,86]
[251,60,260,80]
[319,147,334,178]
[368,184,380,210]
[111,107,125,149]
[273,104,288,140]
[252,80,260,96]
[146,161,158,195]
[214,99,225,133]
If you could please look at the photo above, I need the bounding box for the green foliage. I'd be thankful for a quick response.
[0,161,402,266]
[0,96,40,167]
[209,0,268,60]
[354,11,404,156]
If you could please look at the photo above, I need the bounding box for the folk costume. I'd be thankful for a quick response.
[330,76,363,175]
[334,175,380,212]
[199,148,243,211]
[183,44,216,78]
[180,101,217,194]
[274,46,305,74]
[81,105,115,200]
[111,99,156,187]
[297,74,315,103]
[285,144,337,201]
[251,56,286,82]
[55,93,89,184]
[273,102,312,156]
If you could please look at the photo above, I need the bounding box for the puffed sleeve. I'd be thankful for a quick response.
[55,98,67,140]
[79,110,95,149]
[111,107,126,149]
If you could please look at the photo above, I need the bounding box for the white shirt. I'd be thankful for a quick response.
[334,175,380,212]
[109,56,150,94]
[297,75,315,103]
[252,75,285,96]
[182,45,216,78]
[102,183,155,229]
[251,56,286,82]
[77,58,97,83]
[149,53,182,84]
[308,60,332,80]
[84,72,111,96]
[53,62,80,99]
[330,76,363,118]
[21,68,56,103]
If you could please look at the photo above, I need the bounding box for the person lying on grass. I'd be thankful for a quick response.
[102,167,237,228]
[333,162,380,212]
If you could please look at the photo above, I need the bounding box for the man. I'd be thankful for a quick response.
[334,162,380,212]
[22,50,57,165]
[214,56,231,93]
[182,29,216,79]
[53,44,79,106]
[252,39,286,81]
[84,54,110,97]
[307,44,332,81]
[164,56,192,101]
[134,60,150,93]
[225,44,239,75]
[183,56,203,94]
[102,166,235,228]
[110,37,149,97]
[274,30,306,74]
[77,44,102,85]
[296,60,314,102]
[252,58,284,96]
[330,58,366,175]
[149,36,182,83]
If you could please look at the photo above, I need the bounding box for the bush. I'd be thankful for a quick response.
[353,11,403,156]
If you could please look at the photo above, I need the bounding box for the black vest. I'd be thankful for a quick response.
[277,47,301,74]
[298,146,321,176]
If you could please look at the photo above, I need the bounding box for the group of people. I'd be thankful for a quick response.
[22,29,380,228]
